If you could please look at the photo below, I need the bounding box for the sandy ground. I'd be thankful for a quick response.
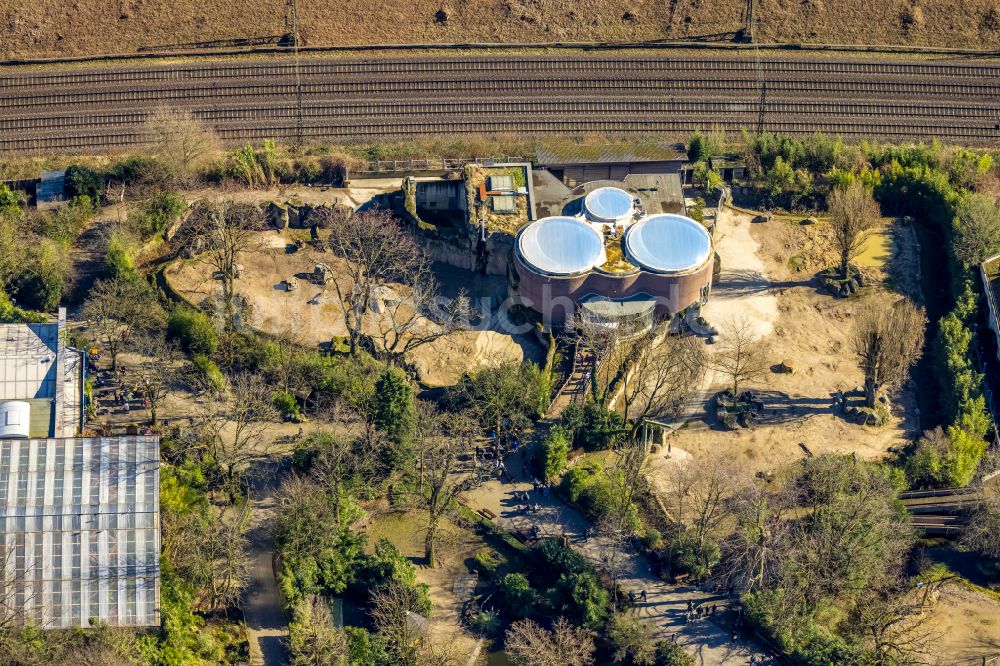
[923,583,1000,663]
[2,0,998,58]
[184,179,404,210]
[662,207,919,472]
[166,227,544,385]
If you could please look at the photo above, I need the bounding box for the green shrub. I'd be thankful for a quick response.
[373,367,415,446]
[643,528,664,551]
[497,573,537,619]
[541,425,571,482]
[561,462,639,531]
[344,627,398,666]
[273,390,301,419]
[560,402,625,450]
[665,531,720,580]
[470,548,503,578]
[131,191,187,238]
[64,165,104,201]
[655,640,696,666]
[469,609,501,635]
[191,355,226,392]
[0,291,47,323]
[687,131,713,162]
[550,569,609,628]
[167,306,218,355]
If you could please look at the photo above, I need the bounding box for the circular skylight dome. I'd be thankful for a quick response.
[623,214,712,274]
[584,187,635,223]
[517,216,605,276]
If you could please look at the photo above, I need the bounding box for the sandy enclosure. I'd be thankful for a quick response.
[166,227,544,386]
[660,207,921,472]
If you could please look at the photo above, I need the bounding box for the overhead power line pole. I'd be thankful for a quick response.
[287,0,304,150]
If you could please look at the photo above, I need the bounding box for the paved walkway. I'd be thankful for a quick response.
[244,459,290,666]
[464,448,769,665]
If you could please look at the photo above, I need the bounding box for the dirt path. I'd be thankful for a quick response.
[463,448,769,665]
[65,217,111,311]
[243,458,290,666]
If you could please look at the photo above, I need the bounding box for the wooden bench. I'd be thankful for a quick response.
[479,508,497,521]
[511,529,538,545]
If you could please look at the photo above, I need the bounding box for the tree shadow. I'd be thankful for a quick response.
[700,389,862,429]
[712,268,811,297]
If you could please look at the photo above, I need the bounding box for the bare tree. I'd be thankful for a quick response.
[827,181,881,278]
[601,437,651,603]
[709,316,770,398]
[125,333,180,426]
[326,208,425,356]
[193,371,278,490]
[504,617,596,666]
[83,277,163,370]
[962,485,1000,563]
[288,595,349,666]
[853,573,938,664]
[663,456,747,574]
[146,106,219,175]
[414,408,475,568]
[723,479,792,594]
[851,298,926,408]
[202,504,252,611]
[178,200,266,326]
[618,327,705,435]
[305,427,378,525]
[370,580,428,662]
[370,266,471,366]
[574,311,621,405]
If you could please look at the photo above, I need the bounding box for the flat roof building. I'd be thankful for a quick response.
[0,436,161,629]
[0,310,85,438]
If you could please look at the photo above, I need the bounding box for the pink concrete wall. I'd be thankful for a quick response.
[513,254,713,325]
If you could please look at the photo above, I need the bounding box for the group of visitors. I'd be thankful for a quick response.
[685,598,720,623]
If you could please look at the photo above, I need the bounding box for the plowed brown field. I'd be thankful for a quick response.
[2,0,999,59]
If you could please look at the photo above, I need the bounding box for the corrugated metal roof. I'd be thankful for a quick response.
[0,322,83,437]
[536,143,687,166]
[36,170,67,211]
[0,324,59,401]
[0,436,160,629]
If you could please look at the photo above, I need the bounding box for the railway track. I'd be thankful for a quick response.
[1,54,999,154]
[3,56,999,88]
[5,100,998,132]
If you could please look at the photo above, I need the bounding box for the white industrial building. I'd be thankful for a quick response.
[0,309,85,438]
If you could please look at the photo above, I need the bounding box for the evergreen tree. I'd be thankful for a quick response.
[373,367,415,447]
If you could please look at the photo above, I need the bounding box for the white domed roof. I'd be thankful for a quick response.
[623,214,712,273]
[517,216,605,276]
[584,187,635,223]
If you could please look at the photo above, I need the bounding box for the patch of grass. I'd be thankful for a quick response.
[917,562,1000,603]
